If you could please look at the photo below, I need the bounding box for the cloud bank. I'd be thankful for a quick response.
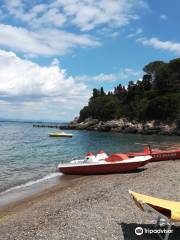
[0,24,100,56]
[0,50,90,120]
[0,0,147,56]
[75,69,142,82]
[137,37,180,55]
[4,0,147,31]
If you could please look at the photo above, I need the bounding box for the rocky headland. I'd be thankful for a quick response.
[61,117,180,136]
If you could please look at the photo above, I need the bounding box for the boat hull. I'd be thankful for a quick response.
[128,150,180,162]
[58,159,149,175]
[49,134,72,138]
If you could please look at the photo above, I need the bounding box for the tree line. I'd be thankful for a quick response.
[79,58,180,123]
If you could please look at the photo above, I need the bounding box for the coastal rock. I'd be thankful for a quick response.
[159,123,176,135]
[136,123,144,133]
[105,120,124,128]
[111,127,123,132]
[97,122,111,132]
[68,117,79,129]
[142,121,160,134]
[86,125,98,131]
[84,118,99,126]
[68,117,99,130]
[78,122,89,130]
[143,121,156,130]
[64,117,179,136]
[123,126,137,133]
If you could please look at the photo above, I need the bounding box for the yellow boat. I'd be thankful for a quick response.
[49,131,73,138]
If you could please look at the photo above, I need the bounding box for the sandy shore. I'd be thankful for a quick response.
[0,161,180,240]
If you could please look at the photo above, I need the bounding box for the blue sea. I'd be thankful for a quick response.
[0,121,179,194]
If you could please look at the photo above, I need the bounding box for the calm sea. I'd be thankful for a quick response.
[0,121,179,193]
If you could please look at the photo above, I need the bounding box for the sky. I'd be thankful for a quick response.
[0,0,179,121]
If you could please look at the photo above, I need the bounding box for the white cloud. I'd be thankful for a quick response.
[0,0,148,56]
[137,37,180,55]
[75,68,142,82]
[4,0,147,31]
[0,24,100,56]
[160,14,168,21]
[60,0,143,31]
[118,68,142,79]
[0,50,90,120]
[127,27,143,38]
[75,73,118,82]
[31,7,67,28]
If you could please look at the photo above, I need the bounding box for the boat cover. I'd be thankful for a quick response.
[129,191,180,221]
[105,153,129,162]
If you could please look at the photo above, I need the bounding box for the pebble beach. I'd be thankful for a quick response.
[0,160,180,240]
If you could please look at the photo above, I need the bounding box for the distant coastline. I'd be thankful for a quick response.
[0,119,68,124]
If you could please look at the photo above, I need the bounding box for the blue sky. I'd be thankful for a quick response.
[0,0,179,121]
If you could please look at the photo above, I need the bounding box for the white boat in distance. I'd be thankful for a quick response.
[49,131,73,138]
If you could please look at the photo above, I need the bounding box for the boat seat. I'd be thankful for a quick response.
[105,153,129,162]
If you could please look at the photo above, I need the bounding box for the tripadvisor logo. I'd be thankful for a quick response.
[135,227,143,235]
[135,226,173,236]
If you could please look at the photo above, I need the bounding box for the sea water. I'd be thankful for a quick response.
[0,121,179,194]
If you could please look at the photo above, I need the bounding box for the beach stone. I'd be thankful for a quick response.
[1,161,180,240]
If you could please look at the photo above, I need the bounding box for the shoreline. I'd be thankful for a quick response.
[43,118,180,136]
[0,174,84,219]
[1,160,180,239]
[0,174,83,215]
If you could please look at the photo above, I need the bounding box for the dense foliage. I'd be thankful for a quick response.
[79,59,180,122]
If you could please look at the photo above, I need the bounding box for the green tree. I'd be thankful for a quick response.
[143,61,165,78]
[79,58,180,123]
[145,94,180,121]
[100,87,106,96]
[79,106,91,121]
[168,58,180,92]
[92,88,101,98]
[89,95,118,120]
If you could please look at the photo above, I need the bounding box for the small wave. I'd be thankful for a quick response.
[0,172,62,195]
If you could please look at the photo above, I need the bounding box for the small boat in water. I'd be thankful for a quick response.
[49,131,73,138]
[58,151,151,175]
[128,146,180,162]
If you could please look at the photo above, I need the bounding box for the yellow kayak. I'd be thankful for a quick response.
[129,190,180,222]
[49,131,73,138]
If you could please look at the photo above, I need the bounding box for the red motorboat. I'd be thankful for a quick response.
[58,151,151,175]
[128,145,180,162]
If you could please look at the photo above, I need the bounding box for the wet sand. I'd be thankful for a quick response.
[0,161,180,240]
